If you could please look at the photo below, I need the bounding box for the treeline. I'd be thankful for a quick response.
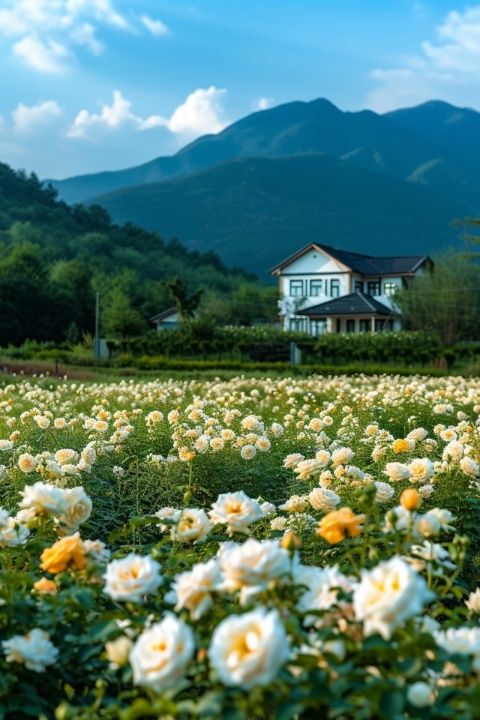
[0,163,277,345]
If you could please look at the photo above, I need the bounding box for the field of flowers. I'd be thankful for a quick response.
[0,372,480,719]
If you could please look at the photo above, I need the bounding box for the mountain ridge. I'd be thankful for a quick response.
[90,153,467,274]
[45,97,479,275]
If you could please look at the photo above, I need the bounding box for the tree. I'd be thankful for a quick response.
[102,289,147,340]
[394,251,480,345]
[168,277,203,320]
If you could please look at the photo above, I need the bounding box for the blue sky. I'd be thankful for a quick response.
[0,0,479,177]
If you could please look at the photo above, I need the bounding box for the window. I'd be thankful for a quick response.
[336,319,342,333]
[367,280,381,296]
[330,279,340,297]
[310,319,327,336]
[310,279,323,296]
[289,280,304,297]
[346,319,355,333]
[355,280,364,293]
[359,319,370,333]
[375,319,393,332]
[289,318,306,331]
[383,281,398,296]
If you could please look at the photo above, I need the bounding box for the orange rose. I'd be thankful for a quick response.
[316,507,366,544]
[400,488,422,511]
[392,439,412,454]
[40,533,86,574]
[33,577,58,595]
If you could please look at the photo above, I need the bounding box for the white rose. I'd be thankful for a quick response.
[130,614,195,692]
[407,681,435,707]
[219,539,290,604]
[56,486,92,533]
[434,627,480,659]
[414,513,441,538]
[260,501,276,517]
[331,447,354,466]
[104,554,163,602]
[209,491,262,535]
[408,458,434,484]
[460,456,479,477]
[426,508,455,532]
[19,481,68,517]
[18,453,37,474]
[374,481,395,504]
[167,559,221,620]
[353,556,434,639]
[295,564,353,625]
[172,508,212,543]
[308,487,340,512]
[466,588,480,614]
[209,608,290,688]
[384,462,410,482]
[2,628,58,672]
[0,517,29,547]
[283,453,304,469]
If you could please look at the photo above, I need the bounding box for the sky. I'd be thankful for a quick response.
[1,0,480,178]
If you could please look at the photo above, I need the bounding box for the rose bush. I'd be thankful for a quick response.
[0,372,479,718]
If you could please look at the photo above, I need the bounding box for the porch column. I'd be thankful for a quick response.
[370,316,375,333]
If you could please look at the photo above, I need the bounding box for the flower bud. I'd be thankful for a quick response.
[105,636,132,668]
[400,488,421,511]
[281,531,302,550]
[407,681,435,707]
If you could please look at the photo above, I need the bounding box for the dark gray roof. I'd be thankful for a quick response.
[270,242,430,276]
[318,244,429,275]
[298,292,394,317]
[150,307,177,323]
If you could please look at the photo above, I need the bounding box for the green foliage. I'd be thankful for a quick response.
[313,331,442,365]
[0,372,479,718]
[0,162,256,346]
[395,252,480,345]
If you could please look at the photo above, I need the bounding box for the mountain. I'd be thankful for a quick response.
[91,154,468,274]
[46,98,480,275]
[50,98,480,211]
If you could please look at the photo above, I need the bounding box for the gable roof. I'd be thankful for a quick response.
[270,242,430,276]
[297,292,395,317]
[150,307,178,323]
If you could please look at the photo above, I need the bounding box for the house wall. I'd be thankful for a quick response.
[278,248,351,308]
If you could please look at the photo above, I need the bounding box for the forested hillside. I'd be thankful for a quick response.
[0,163,260,345]
[92,154,467,273]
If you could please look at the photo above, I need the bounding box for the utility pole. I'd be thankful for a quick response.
[94,292,100,359]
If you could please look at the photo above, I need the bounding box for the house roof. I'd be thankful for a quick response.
[297,292,395,317]
[150,307,178,323]
[270,242,430,276]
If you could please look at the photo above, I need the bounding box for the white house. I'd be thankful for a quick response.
[150,307,182,331]
[270,243,432,335]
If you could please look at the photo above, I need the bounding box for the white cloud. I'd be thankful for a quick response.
[12,100,63,133]
[256,97,274,110]
[0,0,132,73]
[67,90,164,138]
[368,5,480,111]
[70,22,103,54]
[13,35,68,74]
[140,15,169,36]
[68,86,229,140]
[166,87,228,137]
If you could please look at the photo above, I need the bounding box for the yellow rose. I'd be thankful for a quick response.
[317,507,365,544]
[40,533,86,574]
[33,577,58,595]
